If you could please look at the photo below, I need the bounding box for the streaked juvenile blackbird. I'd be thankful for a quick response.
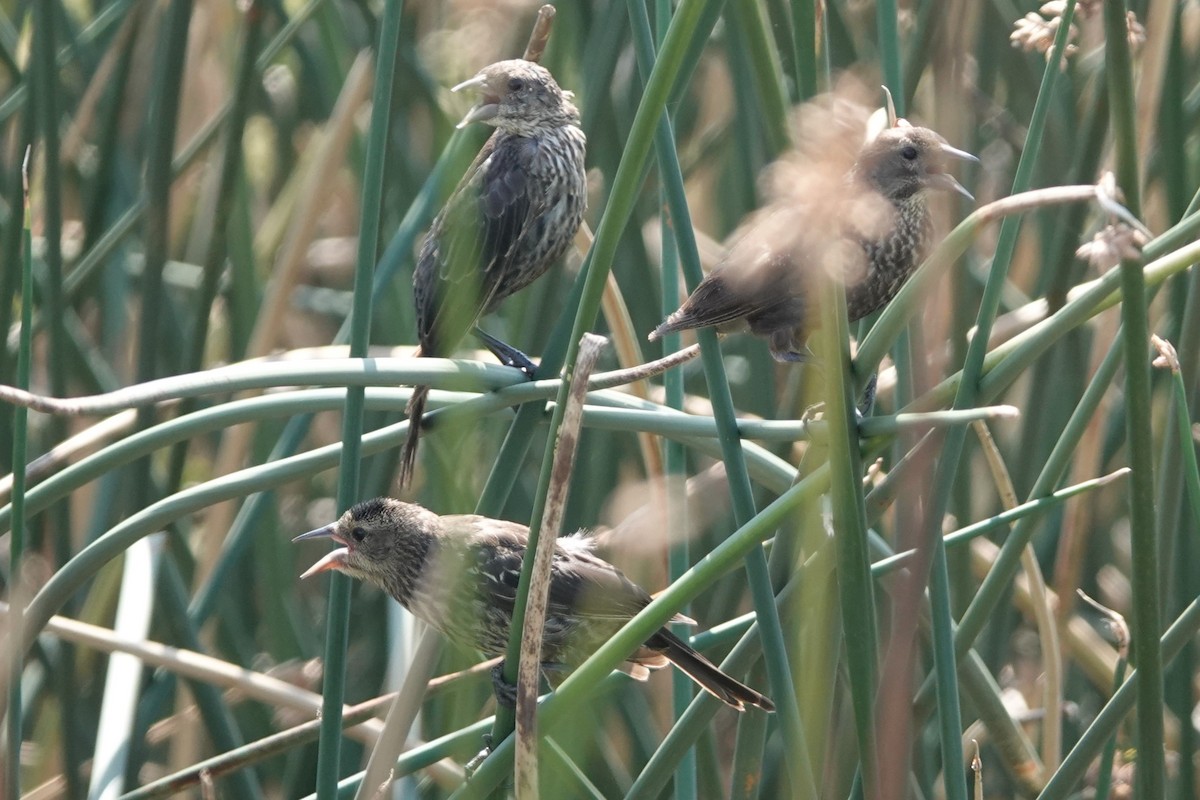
[650,124,976,361]
[295,497,774,711]
[400,59,587,488]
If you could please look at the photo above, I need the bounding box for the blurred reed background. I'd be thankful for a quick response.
[1,0,1199,798]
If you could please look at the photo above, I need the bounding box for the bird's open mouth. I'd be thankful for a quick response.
[456,96,499,128]
[293,524,351,579]
[451,73,500,128]
[931,143,979,201]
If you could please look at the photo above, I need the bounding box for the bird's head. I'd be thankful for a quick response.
[294,497,437,588]
[451,59,579,134]
[855,126,978,203]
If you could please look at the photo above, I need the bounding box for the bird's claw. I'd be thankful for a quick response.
[473,328,538,378]
[464,734,494,778]
[857,373,878,419]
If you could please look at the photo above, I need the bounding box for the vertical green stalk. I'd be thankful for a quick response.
[166,0,264,490]
[654,0,696,794]
[1092,657,1129,800]
[315,1,403,794]
[791,0,817,101]
[1166,329,1200,800]
[875,0,903,116]
[33,3,80,793]
[33,0,65,400]
[1102,1,1161,796]
[137,0,192,389]
[5,146,32,800]
[817,272,878,793]
[729,0,791,155]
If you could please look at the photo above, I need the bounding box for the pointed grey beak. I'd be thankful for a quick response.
[451,73,499,129]
[292,523,337,543]
[928,172,975,201]
[939,142,980,164]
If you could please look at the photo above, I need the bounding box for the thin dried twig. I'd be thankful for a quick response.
[522,5,556,63]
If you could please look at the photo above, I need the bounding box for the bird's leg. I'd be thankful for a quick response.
[857,372,878,418]
[772,346,816,364]
[466,661,517,779]
[473,328,538,378]
[464,734,493,778]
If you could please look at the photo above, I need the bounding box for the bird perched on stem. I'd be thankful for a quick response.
[295,497,774,712]
[650,122,976,361]
[400,59,587,488]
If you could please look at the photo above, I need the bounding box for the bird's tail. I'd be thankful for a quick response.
[647,316,685,342]
[399,384,429,490]
[657,629,775,712]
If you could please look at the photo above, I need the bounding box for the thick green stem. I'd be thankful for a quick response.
[1102,0,1163,794]
[316,2,404,794]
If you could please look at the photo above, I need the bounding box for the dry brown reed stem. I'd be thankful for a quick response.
[522,5,556,63]
[355,630,445,800]
[972,420,1062,776]
[515,333,608,799]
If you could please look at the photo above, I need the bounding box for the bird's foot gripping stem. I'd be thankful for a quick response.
[799,373,878,425]
[462,664,518,777]
[473,328,538,378]
[464,734,494,778]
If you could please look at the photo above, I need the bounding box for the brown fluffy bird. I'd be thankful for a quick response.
[295,498,774,712]
[400,59,588,487]
[650,124,976,361]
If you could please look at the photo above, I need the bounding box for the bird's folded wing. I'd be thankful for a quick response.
[414,135,540,354]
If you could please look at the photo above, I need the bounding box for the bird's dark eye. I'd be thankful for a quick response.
[901,145,919,161]
[350,526,366,543]
[508,78,525,92]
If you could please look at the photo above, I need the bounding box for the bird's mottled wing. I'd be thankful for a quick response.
[413,135,541,356]
[444,516,653,623]
[658,251,800,335]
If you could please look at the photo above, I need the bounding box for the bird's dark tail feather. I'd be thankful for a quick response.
[658,630,774,712]
[399,384,429,490]
[647,318,683,342]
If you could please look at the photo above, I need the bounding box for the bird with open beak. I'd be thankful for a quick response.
[650,121,978,362]
[399,59,587,488]
[295,498,774,711]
